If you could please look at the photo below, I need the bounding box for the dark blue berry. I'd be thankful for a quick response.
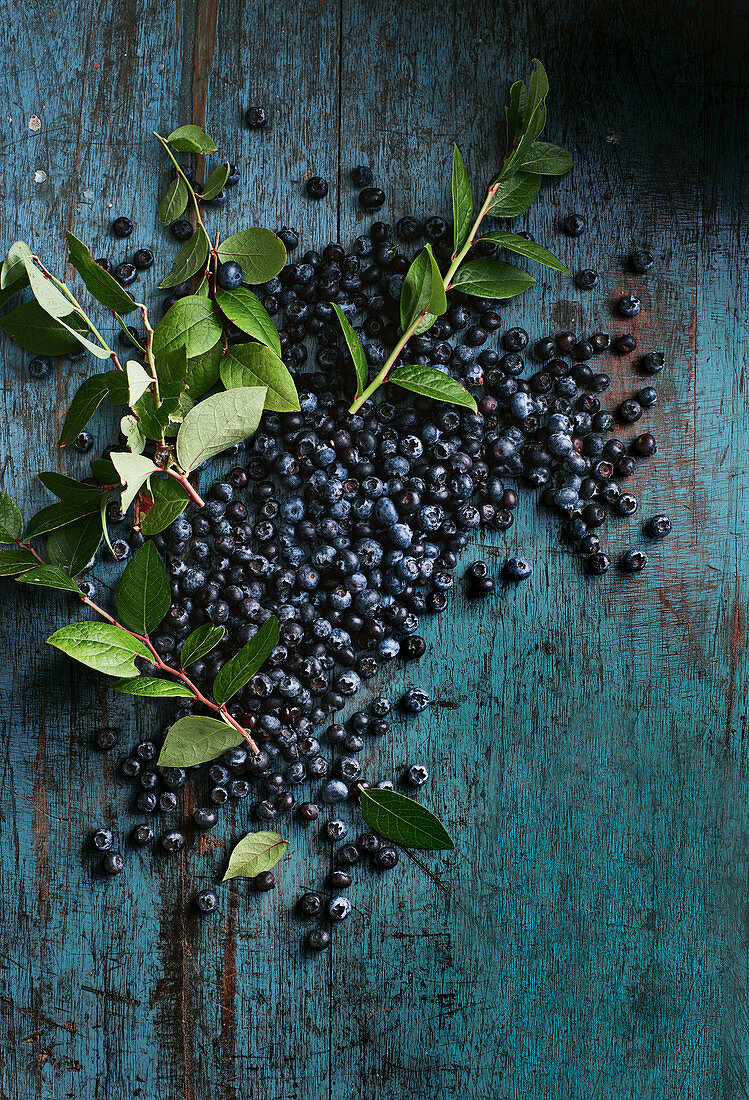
[563,213,587,236]
[93,828,113,851]
[245,106,268,128]
[196,889,219,913]
[217,260,243,290]
[102,851,124,875]
[359,187,386,211]
[112,216,133,238]
[29,356,52,379]
[622,549,647,572]
[306,176,329,199]
[617,294,641,318]
[645,514,672,538]
[629,250,654,273]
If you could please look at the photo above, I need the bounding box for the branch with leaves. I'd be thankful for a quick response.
[341,59,572,414]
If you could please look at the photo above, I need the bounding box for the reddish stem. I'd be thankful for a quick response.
[165,468,205,508]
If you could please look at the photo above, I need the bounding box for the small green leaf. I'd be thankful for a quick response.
[216,228,286,284]
[219,343,299,412]
[47,621,151,677]
[331,304,368,398]
[158,715,243,767]
[121,413,147,455]
[66,232,139,314]
[524,58,550,130]
[450,259,536,300]
[26,500,99,539]
[223,831,288,881]
[1,241,33,289]
[152,295,223,360]
[390,365,477,411]
[166,125,217,154]
[0,302,93,356]
[110,452,159,512]
[0,492,24,543]
[59,371,127,446]
[176,386,266,473]
[212,615,279,705]
[126,360,154,406]
[487,172,542,217]
[158,177,189,227]
[505,79,528,149]
[478,231,569,273]
[0,548,38,576]
[200,162,230,201]
[139,478,189,536]
[185,343,222,398]
[90,459,119,485]
[22,262,109,358]
[452,145,473,254]
[359,788,454,850]
[113,676,193,698]
[17,564,82,594]
[47,513,102,575]
[158,228,209,290]
[520,141,573,176]
[400,245,448,334]
[181,624,225,668]
[38,472,102,503]
[115,541,170,635]
[215,287,282,355]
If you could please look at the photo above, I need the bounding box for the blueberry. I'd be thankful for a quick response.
[29,356,52,379]
[171,219,194,241]
[359,187,386,211]
[617,294,642,318]
[503,328,528,352]
[645,514,672,538]
[133,248,154,270]
[632,432,657,456]
[396,216,422,241]
[563,213,587,236]
[325,819,348,841]
[622,549,647,572]
[374,845,399,870]
[217,260,243,290]
[245,106,268,128]
[613,333,637,354]
[618,399,643,423]
[278,226,299,249]
[94,726,118,750]
[424,216,449,240]
[321,779,349,803]
[160,830,186,854]
[590,332,610,353]
[254,870,276,892]
[226,164,241,187]
[629,249,654,273]
[351,165,374,187]
[112,216,133,238]
[298,892,323,918]
[403,687,429,713]
[297,801,319,823]
[102,851,124,875]
[586,552,610,576]
[407,764,429,786]
[504,557,533,582]
[640,351,664,374]
[306,176,329,199]
[575,269,599,290]
[93,828,114,851]
[114,262,137,285]
[111,539,130,560]
[307,928,331,951]
[196,889,219,913]
[329,895,352,921]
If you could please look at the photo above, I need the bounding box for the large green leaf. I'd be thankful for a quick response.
[176,386,266,473]
[478,231,569,273]
[331,304,368,398]
[47,513,103,575]
[115,541,170,635]
[1,241,33,289]
[219,343,299,412]
[212,615,279,705]
[452,145,474,254]
[200,163,230,201]
[0,302,92,356]
[66,232,139,313]
[158,177,189,227]
[166,125,217,154]
[140,477,189,536]
[26,500,99,539]
[0,548,38,576]
[158,228,209,289]
[486,172,542,217]
[359,788,454,850]
[48,621,152,677]
[185,343,222,398]
[38,472,103,503]
[505,79,528,149]
[223,831,288,882]
[215,287,282,355]
[400,245,447,333]
[520,141,573,176]
[390,365,477,411]
[216,228,286,284]
[158,715,243,767]
[450,259,536,299]
[152,296,223,360]
[0,492,23,543]
[59,371,128,446]
[22,261,110,359]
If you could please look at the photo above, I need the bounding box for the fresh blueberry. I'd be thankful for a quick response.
[93,828,114,851]
[629,250,654,273]
[402,687,429,713]
[350,165,374,187]
[171,219,194,241]
[114,262,137,285]
[196,889,219,913]
[407,764,429,786]
[359,187,386,211]
[102,851,124,875]
[622,549,647,572]
[645,514,672,538]
[29,356,52,379]
[329,895,352,921]
[563,213,587,236]
[217,260,243,290]
[617,294,642,318]
[306,176,329,199]
[575,269,599,290]
[307,928,331,951]
[245,106,268,128]
[112,216,133,238]
[255,871,276,892]
[133,248,154,270]
[504,557,533,582]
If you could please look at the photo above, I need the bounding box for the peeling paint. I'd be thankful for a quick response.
[28,115,41,132]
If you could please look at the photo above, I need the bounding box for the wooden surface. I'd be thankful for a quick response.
[0,1,747,1097]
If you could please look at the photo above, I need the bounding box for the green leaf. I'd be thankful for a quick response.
[478,231,569,273]
[47,621,151,677]
[113,676,192,698]
[181,624,225,668]
[390,365,477,411]
[26,500,98,539]
[524,58,550,130]
[152,295,223,360]
[22,262,109,359]
[59,371,127,445]
[158,177,189,227]
[505,79,528,149]
[200,162,230,201]
[158,715,243,767]
[216,228,286,284]
[452,145,473,254]
[212,615,279,705]
[0,548,38,576]
[520,141,573,176]
[185,343,222,398]
[331,304,368,397]
[450,259,536,300]
[17,564,82,594]
[215,287,282,355]
[38,472,102,502]
[140,478,189,536]
[90,458,119,485]
[66,232,139,314]
[1,241,33,289]
[110,452,159,512]
[0,302,93,355]
[487,172,542,217]
[115,541,171,635]
[154,345,188,389]
[158,228,209,290]
[219,343,299,412]
[223,831,288,881]
[126,360,154,406]
[359,788,454,850]
[47,513,102,575]
[0,275,28,310]
[121,413,146,455]
[166,125,217,154]
[0,492,24,543]
[400,245,447,333]
[176,386,266,473]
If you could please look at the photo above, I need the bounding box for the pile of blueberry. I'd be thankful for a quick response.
[31,124,674,948]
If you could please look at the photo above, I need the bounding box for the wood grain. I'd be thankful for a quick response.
[0,0,747,1097]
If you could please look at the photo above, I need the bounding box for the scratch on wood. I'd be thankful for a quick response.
[31,695,49,919]
[81,985,141,1007]
[220,880,238,1099]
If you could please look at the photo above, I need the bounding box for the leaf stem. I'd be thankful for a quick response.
[80,596,258,752]
[165,467,205,508]
[14,536,45,565]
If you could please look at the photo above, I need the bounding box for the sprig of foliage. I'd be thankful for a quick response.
[340,59,572,414]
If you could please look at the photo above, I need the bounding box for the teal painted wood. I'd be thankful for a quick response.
[0,1,747,1098]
